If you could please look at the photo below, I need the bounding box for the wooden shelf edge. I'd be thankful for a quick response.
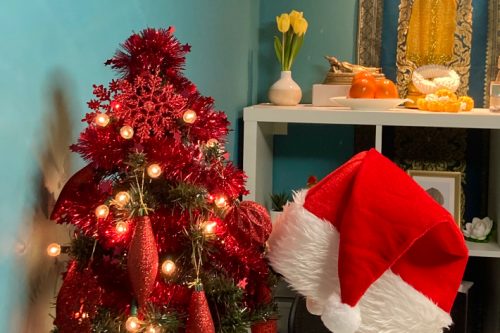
[467,240,500,258]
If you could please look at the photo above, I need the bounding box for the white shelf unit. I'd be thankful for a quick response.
[242,104,500,258]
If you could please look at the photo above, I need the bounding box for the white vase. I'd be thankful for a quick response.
[268,71,302,106]
[270,210,282,225]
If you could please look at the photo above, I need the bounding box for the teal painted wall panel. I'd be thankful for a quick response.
[258,1,358,195]
[272,124,355,194]
[0,0,258,329]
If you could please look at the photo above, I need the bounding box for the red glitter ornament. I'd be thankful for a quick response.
[223,201,271,247]
[185,287,215,333]
[54,261,103,333]
[127,216,159,309]
[251,320,278,333]
[51,164,97,221]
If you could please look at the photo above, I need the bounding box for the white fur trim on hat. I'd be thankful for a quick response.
[267,190,453,333]
[306,297,324,316]
[268,190,340,299]
[321,292,361,333]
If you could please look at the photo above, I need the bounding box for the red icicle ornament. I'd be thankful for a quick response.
[185,287,216,333]
[127,216,159,308]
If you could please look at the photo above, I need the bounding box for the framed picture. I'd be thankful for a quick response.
[407,170,461,225]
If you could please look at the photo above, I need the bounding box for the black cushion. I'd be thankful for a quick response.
[288,296,331,333]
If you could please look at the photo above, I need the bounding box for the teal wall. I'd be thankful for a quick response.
[0,0,259,329]
[2,1,493,330]
[258,1,357,194]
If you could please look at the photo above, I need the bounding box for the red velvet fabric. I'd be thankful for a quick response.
[303,149,468,312]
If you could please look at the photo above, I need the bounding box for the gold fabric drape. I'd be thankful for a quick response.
[406,0,457,67]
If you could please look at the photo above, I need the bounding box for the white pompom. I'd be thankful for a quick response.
[306,297,324,315]
[321,293,361,333]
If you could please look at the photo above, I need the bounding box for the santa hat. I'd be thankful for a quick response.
[267,149,468,333]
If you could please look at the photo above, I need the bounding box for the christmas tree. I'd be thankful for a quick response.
[48,27,276,333]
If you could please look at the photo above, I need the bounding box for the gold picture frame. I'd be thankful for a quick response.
[485,0,500,105]
[408,170,461,225]
[356,0,384,67]
[395,0,472,98]
[357,0,499,106]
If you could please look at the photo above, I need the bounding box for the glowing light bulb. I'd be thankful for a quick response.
[95,205,109,219]
[47,243,61,257]
[214,196,227,208]
[204,221,217,235]
[120,125,134,139]
[182,109,197,124]
[110,101,121,111]
[206,138,219,148]
[144,101,155,111]
[161,259,176,275]
[125,316,140,332]
[147,164,162,178]
[147,326,158,333]
[95,113,110,127]
[116,222,128,234]
[115,191,131,207]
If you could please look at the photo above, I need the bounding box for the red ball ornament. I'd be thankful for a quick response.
[251,320,278,333]
[185,288,215,333]
[54,261,103,333]
[127,216,159,309]
[223,201,271,247]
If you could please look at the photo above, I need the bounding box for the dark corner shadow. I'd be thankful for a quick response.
[19,69,75,333]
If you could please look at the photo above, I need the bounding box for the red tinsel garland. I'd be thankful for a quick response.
[105,27,191,81]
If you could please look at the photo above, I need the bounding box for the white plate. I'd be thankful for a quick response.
[329,97,410,110]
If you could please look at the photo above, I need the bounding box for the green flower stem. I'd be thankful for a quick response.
[288,34,304,70]
[275,30,305,71]
[274,36,282,64]
[281,32,285,71]
[285,31,294,71]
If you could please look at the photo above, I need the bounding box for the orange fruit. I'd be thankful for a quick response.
[352,71,376,85]
[349,78,376,98]
[374,79,399,99]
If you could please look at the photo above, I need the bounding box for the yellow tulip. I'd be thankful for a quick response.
[292,17,308,36]
[289,10,303,26]
[276,13,290,33]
